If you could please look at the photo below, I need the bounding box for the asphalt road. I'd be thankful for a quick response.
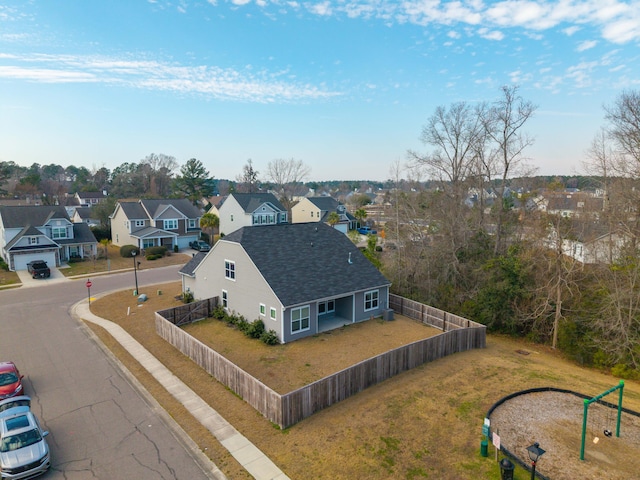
[0,266,217,479]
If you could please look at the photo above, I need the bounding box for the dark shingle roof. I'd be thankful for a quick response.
[307,196,339,211]
[223,222,390,307]
[180,252,208,277]
[58,223,98,245]
[117,202,148,219]
[141,199,202,218]
[0,205,70,228]
[231,193,285,213]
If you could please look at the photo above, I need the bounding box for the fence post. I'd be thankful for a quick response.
[443,312,447,332]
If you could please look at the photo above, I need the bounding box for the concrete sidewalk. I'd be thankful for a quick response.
[73,300,290,480]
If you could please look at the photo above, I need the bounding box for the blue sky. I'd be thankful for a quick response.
[0,1,638,182]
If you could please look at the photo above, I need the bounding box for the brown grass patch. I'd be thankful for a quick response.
[87,281,640,480]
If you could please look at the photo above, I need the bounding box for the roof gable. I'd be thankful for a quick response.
[0,205,70,229]
[222,223,390,306]
[230,193,286,214]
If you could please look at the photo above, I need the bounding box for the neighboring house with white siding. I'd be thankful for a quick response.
[217,193,287,236]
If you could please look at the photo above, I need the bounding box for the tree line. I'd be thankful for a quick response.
[379,88,640,378]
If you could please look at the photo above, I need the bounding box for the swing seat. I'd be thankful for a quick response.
[604,429,613,437]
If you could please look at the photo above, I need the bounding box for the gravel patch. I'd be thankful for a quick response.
[490,390,640,479]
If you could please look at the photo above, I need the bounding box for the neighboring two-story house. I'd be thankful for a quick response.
[218,193,287,236]
[291,196,357,233]
[75,191,107,206]
[0,205,98,271]
[179,222,391,344]
[110,199,203,250]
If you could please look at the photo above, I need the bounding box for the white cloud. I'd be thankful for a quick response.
[447,30,461,39]
[563,26,580,36]
[308,1,332,16]
[0,54,341,102]
[602,18,640,43]
[576,40,597,51]
[478,28,504,41]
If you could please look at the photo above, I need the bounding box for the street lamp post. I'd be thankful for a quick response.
[526,442,545,480]
[132,250,139,295]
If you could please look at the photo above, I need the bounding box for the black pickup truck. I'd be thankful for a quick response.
[26,260,51,279]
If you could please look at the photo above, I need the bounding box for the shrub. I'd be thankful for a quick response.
[247,319,265,339]
[0,258,8,271]
[611,363,639,380]
[146,246,167,257]
[120,245,140,258]
[211,305,226,320]
[260,329,280,345]
[146,254,161,261]
[174,245,179,253]
[182,291,194,304]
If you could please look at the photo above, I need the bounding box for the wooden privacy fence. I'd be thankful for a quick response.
[157,297,218,327]
[155,295,486,429]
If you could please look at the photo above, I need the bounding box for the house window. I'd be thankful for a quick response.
[189,219,197,229]
[291,305,310,334]
[143,239,155,248]
[134,220,145,227]
[225,260,235,280]
[270,307,276,321]
[364,290,379,311]
[318,300,335,315]
[260,304,266,316]
[280,213,287,222]
[164,219,178,230]
[51,227,66,239]
[222,290,228,309]
[310,212,313,218]
[230,214,234,222]
[29,237,39,245]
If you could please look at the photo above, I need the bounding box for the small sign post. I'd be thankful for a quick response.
[86,279,92,305]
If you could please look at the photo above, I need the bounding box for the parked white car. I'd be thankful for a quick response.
[0,396,50,480]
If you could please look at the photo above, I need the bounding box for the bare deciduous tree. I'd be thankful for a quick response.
[482,85,537,255]
[266,158,311,213]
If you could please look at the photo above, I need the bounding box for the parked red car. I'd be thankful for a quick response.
[0,362,24,399]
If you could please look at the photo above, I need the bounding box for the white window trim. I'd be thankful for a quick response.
[224,260,236,281]
[29,237,39,245]
[164,219,178,230]
[291,305,310,334]
[259,304,266,316]
[134,220,145,227]
[270,307,277,321]
[222,290,228,309]
[364,290,379,312]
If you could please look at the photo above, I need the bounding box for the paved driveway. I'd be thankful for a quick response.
[15,265,69,287]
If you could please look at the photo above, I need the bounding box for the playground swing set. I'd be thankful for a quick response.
[580,380,625,461]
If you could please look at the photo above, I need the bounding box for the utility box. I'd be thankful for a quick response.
[383,309,394,321]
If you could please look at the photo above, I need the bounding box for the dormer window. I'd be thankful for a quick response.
[134,220,145,228]
[29,237,39,245]
[51,227,67,239]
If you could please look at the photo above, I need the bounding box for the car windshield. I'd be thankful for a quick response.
[0,429,42,452]
[0,373,18,387]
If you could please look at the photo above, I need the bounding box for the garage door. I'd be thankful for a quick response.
[12,251,57,271]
